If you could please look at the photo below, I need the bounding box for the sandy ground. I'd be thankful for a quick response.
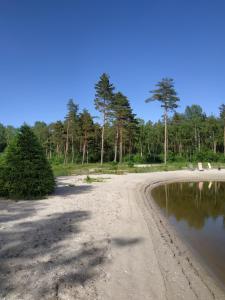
[1,170,225,300]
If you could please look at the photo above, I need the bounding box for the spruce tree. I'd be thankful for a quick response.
[0,125,55,199]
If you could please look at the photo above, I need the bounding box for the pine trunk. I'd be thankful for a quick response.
[82,141,86,165]
[119,127,123,163]
[164,109,168,164]
[214,141,217,154]
[71,135,74,163]
[100,112,105,165]
[64,121,70,164]
[114,126,119,162]
[224,124,225,156]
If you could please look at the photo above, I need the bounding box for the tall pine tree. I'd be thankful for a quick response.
[146,78,180,164]
[64,99,79,164]
[94,73,114,165]
[219,104,225,156]
[112,92,133,163]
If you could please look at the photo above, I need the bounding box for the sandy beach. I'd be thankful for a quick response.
[1,170,225,300]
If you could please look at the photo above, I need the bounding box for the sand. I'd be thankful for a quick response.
[1,170,225,300]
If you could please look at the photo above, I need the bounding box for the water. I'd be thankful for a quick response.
[151,181,225,286]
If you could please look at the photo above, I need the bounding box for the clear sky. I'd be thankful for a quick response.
[1,0,225,127]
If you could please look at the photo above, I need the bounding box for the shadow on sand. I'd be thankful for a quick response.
[0,183,143,300]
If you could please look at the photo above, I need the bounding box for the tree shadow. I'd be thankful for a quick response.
[54,179,94,196]
[0,179,143,300]
[0,209,91,299]
[0,200,47,224]
[54,184,94,197]
[112,237,143,247]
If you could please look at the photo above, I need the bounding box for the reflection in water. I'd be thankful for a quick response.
[152,181,225,229]
[151,181,225,287]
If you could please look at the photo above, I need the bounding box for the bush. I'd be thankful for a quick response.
[127,161,134,168]
[0,125,55,199]
[192,150,219,162]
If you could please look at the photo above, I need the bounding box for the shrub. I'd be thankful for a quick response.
[127,161,134,168]
[192,150,219,162]
[0,125,55,199]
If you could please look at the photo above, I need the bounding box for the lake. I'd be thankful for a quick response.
[151,181,225,287]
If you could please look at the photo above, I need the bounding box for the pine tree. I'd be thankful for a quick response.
[112,92,133,163]
[185,105,205,152]
[94,73,114,165]
[64,99,79,164]
[0,125,55,199]
[146,78,180,164]
[79,109,94,164]
[219,104,225,156]
[0,123,7,152]
[50,121,65,158]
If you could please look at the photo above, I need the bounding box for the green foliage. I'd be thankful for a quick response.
[127,161,134,168]
[192,150,219,162]
[0,125,55,199]
[84,175,106,183]
[94,73,115,114]
[146,78,180,111]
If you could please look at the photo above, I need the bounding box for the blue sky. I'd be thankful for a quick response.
[1,0,225,127]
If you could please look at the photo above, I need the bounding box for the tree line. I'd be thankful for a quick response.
[1,74,225,164]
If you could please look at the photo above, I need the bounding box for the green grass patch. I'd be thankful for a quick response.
[51,161,225,177]
[84,175,111,183]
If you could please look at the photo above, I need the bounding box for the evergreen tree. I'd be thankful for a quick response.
[79,109,94,164]
[185,105,205,152]
[0,125,55,199]
[94,73,114,164]
[112,92,133,163]
[0,123,7,152]
[50,121,65,159]
[146,78,180,164]
[219,104,225,156]
[64,99,79,164]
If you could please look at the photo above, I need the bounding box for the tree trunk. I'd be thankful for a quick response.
[86,148,89,164]
[119,127,123,163]
[64,121,70,164]
[100,112,105,165]
[128,138,132,160]
[114,126,119,162]
[82,133,87,165]
[224,124,225,156]
[213,141,217,154]
[71,135,74,163]
[56,144,60,157]
[198,130,201,152]
[140,143,143,157]
[164,109,168,164]
[82,141,86,165]
[194,125,197,151]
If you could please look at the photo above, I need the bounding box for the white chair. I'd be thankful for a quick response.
[198,162,204,171]
[208,162,212,169]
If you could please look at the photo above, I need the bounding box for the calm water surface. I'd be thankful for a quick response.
[151,181,225,286]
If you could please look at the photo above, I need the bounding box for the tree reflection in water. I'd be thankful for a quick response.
[151,181,225,230]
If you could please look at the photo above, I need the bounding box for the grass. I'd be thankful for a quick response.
[52,161,225,177]
[83,175,111,183]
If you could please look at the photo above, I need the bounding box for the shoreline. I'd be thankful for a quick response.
[1,170,225,299]
[136,171,225,299]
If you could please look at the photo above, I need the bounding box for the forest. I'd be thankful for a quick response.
[1,74,225,166]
